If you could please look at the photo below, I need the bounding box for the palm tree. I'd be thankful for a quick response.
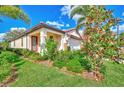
[0,5,30,24]
[70,5,91,40]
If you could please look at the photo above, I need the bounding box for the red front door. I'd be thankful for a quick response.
[31,36,38,52]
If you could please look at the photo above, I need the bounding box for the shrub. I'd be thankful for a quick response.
[0,62,11,82]
[39,54,48,60]
[53,51,76,69]
[21,49,33,57]
[0,52,13,83]
[46,39,58,60]
[7,48,23,55]
[79,55,92,71]
[54,51,74,62]
[0,51,25,83]
[53,60,66,68]
[7,48,32,57]
[66,58,83,73]
[53,50,86,73]
[7,48,48,61]
[0,51,20,64]
[53,49,93,73]
[28,52,42,61]
[0,46,3,52]
[22,50,48,61]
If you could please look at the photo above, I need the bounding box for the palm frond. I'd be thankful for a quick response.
[70,6,83,18]
[77,17,85,24]
[0,5,30,24]
[70,5,90,19]
[76,23,85,29]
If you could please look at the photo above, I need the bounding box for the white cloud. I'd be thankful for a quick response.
[61,5,71,16]
[111,26,117,32]
[119,24,124,31]
[0,33,5,41]
[66,24,70,27]
[72,14,82,21]
[122,12,124,16]
[118,24,124,33]
[111,24,124,33]
[60,5,81,22]
[10,27,26,31]
[46,21,64,29]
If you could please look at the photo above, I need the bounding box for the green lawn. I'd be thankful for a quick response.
[10,61,124,87]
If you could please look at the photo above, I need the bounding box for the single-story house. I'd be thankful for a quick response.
[9,22,81,54]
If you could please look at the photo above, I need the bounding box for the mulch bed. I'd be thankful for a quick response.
[22,57,53,67]
[82,70,104,81]
[36,60,53,67]
[59,67,104,81]
[0,65,18,87]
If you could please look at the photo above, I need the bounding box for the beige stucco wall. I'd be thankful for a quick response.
[10,36,27,49]
[23,36,27,49]
[27,35,31,50]
[10,38,21,48]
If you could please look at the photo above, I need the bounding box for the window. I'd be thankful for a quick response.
[21,38,23,47]
[49,36,54,41]
[49,36,53,40]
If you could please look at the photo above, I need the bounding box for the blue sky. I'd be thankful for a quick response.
[0,5,124,40]
[0,5,76,33]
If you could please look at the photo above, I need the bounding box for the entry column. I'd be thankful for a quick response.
[40,30,47,55]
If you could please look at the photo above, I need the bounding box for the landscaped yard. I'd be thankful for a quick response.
[10,60,124,87]
[0,49,124,87]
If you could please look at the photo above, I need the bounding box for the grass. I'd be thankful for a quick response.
[10,60,124,87]
[103,62,124,86]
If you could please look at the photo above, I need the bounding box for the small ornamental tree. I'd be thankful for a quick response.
[45,38,58,61]
[73,6,120,79]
